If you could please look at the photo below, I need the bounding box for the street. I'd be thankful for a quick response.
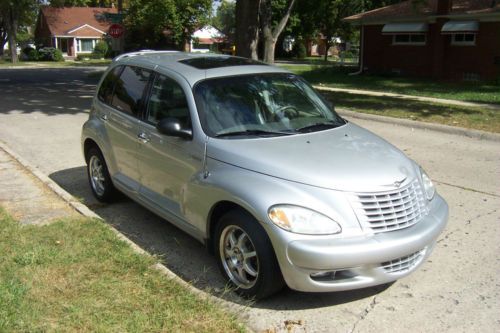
[0,67,498,332]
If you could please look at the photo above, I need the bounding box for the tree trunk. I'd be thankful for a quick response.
[7,8,18,64]
[0,38,5,57]
[260,0,296,64]
[235,0,260,59]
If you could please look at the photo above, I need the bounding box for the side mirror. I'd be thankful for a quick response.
[156,117,192,139]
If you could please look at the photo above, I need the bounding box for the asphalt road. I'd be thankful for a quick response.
[0,67,498,332]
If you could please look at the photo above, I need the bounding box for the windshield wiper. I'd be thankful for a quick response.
[296,121,342,133]
[215,129,293,138]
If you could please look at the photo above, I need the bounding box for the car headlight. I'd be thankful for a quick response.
[268,205,341,235]
[420,168,435,200]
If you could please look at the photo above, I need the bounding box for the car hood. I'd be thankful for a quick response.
[207,123,416,192]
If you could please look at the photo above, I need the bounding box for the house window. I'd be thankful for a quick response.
[451,33,476,46]
[76,39,97,53]
[392,34,426,45]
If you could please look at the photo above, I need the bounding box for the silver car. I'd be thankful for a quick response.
[81,51,448,299]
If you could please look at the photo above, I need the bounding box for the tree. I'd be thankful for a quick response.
[0,16,7,57]
[212,0,235,43]
[125,0,212,51]
[317,0,357,61]
[259,0,296,63]
[49,0,114,6]
[0,0,40,63]
[125,0,178,49]
[174,0,212,52]
[235,0,260,59]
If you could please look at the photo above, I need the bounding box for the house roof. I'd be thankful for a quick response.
[344,0,500,23]
[40,6,117,37]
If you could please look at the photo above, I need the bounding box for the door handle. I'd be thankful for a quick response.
[138,132,150,143]
[100,114,108,121]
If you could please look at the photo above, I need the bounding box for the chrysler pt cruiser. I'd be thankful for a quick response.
[81,52,448,299]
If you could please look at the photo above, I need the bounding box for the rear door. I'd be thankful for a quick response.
[102,65,152,193]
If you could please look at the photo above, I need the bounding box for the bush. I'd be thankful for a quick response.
[38,47,64,62]
[75,54,91,61]
[22,46,39,61]
[92,40,109,59]
[292,41,307,59]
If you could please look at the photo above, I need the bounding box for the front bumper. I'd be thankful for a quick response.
[271,194,448,292]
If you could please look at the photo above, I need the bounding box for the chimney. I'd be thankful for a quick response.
[437,0,452,15]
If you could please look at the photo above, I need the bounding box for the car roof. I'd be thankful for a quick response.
[112,51,291,86]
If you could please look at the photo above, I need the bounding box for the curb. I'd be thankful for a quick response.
[0,140,231,312]
[336,109,500,142]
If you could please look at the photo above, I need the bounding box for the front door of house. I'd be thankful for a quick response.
[59,38,68,55]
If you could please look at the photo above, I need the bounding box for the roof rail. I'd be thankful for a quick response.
[112,50,181,62]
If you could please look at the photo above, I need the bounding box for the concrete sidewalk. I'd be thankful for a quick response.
[314,85,500,111]
[0,146,78,224]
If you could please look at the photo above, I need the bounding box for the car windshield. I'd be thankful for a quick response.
[193,73,346,138]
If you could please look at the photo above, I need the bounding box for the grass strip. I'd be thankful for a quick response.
[0,208,243,333]
[281,64,500,105]
[321,90,500,133]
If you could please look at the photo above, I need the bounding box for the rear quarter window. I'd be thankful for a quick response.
[97,66,123,104]
[110,66,151,117]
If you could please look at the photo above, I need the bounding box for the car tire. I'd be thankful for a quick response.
[215,209,285,300]
[86,147,117,203]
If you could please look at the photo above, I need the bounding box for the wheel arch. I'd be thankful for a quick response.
[206,200,258,254]
[83,138,100,163]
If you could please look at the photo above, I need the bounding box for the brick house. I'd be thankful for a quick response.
[344,0,500,81]
[34,6,117,58]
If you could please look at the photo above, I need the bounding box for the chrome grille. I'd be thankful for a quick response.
[349,179,428,233]
[381,249,426,273]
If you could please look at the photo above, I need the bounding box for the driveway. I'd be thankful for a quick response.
[0,67,498,332]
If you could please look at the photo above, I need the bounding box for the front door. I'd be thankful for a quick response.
[59,38,68,55]
[137,73,204,221]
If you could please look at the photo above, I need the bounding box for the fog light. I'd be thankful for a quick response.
[310,271,336,280]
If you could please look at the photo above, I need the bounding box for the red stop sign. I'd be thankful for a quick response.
[109,24,124,38]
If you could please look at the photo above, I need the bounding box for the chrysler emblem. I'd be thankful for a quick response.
[393,177,407,188]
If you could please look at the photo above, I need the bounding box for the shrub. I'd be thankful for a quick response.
[27,49,39,61]
[75,54,91,61]
[92,40,109,59]
[38,47,64,62]
[292,41,307,59]
[22,46,39,61]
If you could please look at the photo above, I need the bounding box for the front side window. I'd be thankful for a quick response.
[392,34,426,45]
[193,73,345,138]
[111,66,151,117]
[146,74,190,128]
[98,65,123,104]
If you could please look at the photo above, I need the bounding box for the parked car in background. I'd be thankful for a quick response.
[81,51,448,299]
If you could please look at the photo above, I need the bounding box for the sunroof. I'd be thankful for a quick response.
[179,57,267,69]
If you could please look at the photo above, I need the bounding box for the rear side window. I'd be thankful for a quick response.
[98,66,123,104]
[110,66,151,117]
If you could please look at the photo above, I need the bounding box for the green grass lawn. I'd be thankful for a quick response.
[0,59,111,67]
[321,91,500,133]
[281,64,500,105]
[0,209,243,332]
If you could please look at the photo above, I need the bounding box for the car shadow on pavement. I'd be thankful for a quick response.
[50,166,393,309]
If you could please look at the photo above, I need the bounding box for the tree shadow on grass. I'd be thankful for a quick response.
[322,91,484,118]
[50,165,393,309]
